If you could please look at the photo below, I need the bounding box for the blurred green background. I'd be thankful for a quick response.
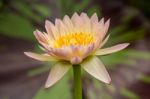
[0,0,150,99]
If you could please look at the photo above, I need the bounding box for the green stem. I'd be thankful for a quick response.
[73,64,82,99]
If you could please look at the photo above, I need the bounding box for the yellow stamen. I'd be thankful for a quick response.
[53,33,94,48]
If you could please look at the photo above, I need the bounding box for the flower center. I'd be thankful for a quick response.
[53,33,94,48]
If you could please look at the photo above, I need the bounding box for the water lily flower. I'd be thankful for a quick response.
[24,12,129,88]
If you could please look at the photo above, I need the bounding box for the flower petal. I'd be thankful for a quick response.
[55,19,68,35]
[82,43,94,58]
[34,30,49,44]
[81,57,111,84]
[63,15,74,33]
[91,13,98,23]
[99,18,104,27]
[91,18,103,34]
[99,34,110,48]
[45,20,59,39]
[102,19,110,39]
[95,43,129,56]
[92,18,105,49]
[71,12,83,33]
[45,20,55,39]
[50,47,72,60]
[70,56,82,64]
[45,62,71,88]
[95,18,109,41]
[80,12,91,33]
[24,52,57,61]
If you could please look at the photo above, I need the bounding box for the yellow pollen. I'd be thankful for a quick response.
[53,33,94,48]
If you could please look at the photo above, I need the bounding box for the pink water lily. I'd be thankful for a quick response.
[24,12,129,88]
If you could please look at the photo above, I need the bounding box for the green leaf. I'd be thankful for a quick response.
[27,65,50,77]
[87,6,101,17]
[73,0,90,12]
[138,74,150,84]
[88,90,98,99]
[13,2,42,22]
[99,51,134,68]
[0,13,34,40]
[33,4,50,17]
[121,8,139,23]
[93,78,103,89]
[57,0,74,16]
[0,1,2,8]
[100,49,150,68]
[121,88,140,99]
[108,29,145,45]
[33,74,71,99]
[108,26,126,36]
[88,79,113,99]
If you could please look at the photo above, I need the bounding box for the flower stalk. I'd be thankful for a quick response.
[73,64,82,99]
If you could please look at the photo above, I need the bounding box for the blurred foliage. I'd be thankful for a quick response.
[0,0,50,40]
[0,0,150,99]
[57,0,101,17]
[32,0,150,99]
[100,49,150,69]
[121,88,140,99]
[33,74,72,99]
[108,27,145,45]
[138,74,150,84]
[0,13,34,40]
[28,65,50,77]
[128,0,150,18]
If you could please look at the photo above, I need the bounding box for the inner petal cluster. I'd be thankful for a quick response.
[52,33,95,48]
[31,13,111,64]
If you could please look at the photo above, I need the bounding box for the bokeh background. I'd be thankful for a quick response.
[0,0,150,99]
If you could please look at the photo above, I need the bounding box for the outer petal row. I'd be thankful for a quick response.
[45,62,71,88]
[94,43,129,56]
[99,34,110,48]
[81,56,111,84]
[45,56,111,88]
[24,52,58,62]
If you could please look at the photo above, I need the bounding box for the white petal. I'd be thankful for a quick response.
[39,45,46,51]
[55,19,68,35]
[81,57,111,84]
[24,52,57,61]
[102,19,110,39]
[70,56,82,64]
[80,12,91,33]
[51,47,72,60]
[45,20,59,39]
[99,18,104,26]
[95,18,109,40]
[92,18,105,40]
[34,30,48,44]
[45,20,55,39]
[71,12,80,27]
[63,15,74,33]
[45,62,71,88]
[71,12,80,23]
[82,43,94,58]
[91,13,98,23]
[95,43,129,56]
[71,12,83,33]
[99,34,110,48]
